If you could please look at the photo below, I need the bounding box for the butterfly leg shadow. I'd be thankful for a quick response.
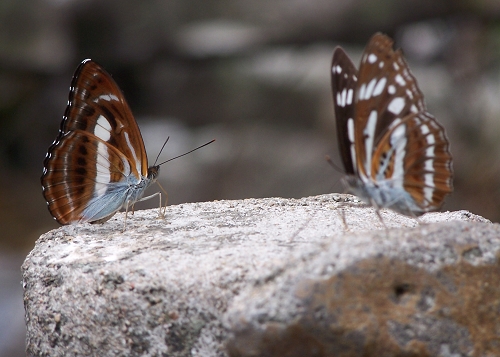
[338,196,392,232]
[336,195,362,232]
[337,201,386,232]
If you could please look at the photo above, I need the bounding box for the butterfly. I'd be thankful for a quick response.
[330,33,453,217]
[42,59,162,225]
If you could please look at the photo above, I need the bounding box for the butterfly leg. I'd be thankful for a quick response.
[160,191,168,218]
[123,202,131,232]
[370,198,388,230]
[155,180,169,218]
[135,192,164,219]
[339,194,357,231]
[374,208,389,231]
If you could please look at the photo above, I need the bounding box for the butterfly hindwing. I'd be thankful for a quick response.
[42,130,135,224]
[401,113,453,209]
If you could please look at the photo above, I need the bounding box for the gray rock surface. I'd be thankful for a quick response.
[23,194,498,357]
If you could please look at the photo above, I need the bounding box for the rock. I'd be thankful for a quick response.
[23,194,499,357]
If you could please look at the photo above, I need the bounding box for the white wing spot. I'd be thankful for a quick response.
[94,94,119,103]
[395,74,406,86]
[347,118,357,172]
[421,124,430,136]
[388,85,396,95]
[392,124,406,143]
[424,160,436,201]
[364,110,378,174]
[95,141,111,197]
[422,124,436,200]
[393,62,400,71]
[336,92,343,107]
[390,124,407,182]
[425,128,436,147]
[347,118,355,142]
[424,158,434,172]
[95,115,112,141]
[406,89,414,99]
[410,104,418,113]
[424,185,434,202]
[335,65,342,74]
[363,78,377,100]
[427,135,436,146]
[346,88,353,105]
[368,54,377,63]
[388,97,405,115]
[124,131,141,172]
[373,77,387,97]
[379,61,384,68]
[341,88,347,107]
[389,118,402,129]
[359,83,366,101]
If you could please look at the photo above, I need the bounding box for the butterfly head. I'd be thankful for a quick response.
[148,165,160,182]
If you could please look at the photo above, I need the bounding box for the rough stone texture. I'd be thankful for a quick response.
[23,194,499,357]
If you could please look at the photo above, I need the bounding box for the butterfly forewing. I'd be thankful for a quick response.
[60,60,148,177]
[353,33,427,179]
[331,47,358,175]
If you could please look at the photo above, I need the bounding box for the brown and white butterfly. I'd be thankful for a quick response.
[331,33,453,216]
[41,59,162,225]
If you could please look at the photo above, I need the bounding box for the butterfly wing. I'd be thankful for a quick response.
[42,59,149,224]
[330,33,453,215]
[42,131,136,224]
[331,46,358,175]
[371,112,453,213]
[58,59,148,176]
[352,33,426,179]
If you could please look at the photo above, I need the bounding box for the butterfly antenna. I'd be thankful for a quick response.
[325,155,344,173]
[153,137,170,166]
[158,139,216,166]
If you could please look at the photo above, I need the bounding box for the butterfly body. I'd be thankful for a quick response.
[344,173,428,217]
[42,59,159,225]
[331,33,453,216]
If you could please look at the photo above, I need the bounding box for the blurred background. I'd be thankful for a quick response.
[2,0,500,355]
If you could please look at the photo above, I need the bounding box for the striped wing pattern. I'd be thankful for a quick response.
[331,33,453,216]
[42,59,159,224]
